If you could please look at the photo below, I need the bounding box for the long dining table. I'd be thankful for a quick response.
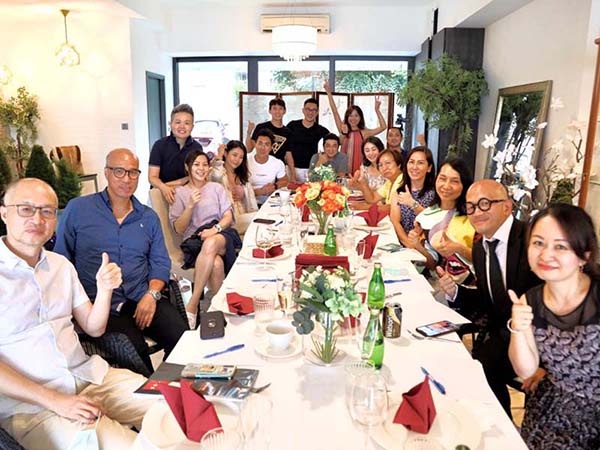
[136,192,528,450]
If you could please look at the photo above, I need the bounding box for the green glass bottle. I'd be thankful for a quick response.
[323,224,337,256]
[367,262,385,309]
[362,309,385,370]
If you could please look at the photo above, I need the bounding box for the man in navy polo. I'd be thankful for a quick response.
[55,148,188,374]
[148,104,203,204]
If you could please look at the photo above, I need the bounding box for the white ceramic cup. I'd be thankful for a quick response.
[266,320,294,351]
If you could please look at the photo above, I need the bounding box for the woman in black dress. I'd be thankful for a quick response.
[508,204,600,450]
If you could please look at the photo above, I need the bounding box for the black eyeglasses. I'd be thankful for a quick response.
[5,204,58,219]
[465,198,507,215]
[105,166,142,179]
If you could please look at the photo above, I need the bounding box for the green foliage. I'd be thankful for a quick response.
[0,147,12,197]
[271,71,328,92]
[55,159,81,209]
[25,145,56,190]
[549,179,575,205]
[0,87,40,177]
[399,54,488,155]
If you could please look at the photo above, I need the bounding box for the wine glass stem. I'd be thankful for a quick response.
[364,425,373,450]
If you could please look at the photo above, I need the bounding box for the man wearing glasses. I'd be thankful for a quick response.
[55,148,187,375]
[436,179,542,417]
[0,178,155,449]
[286,97,329,183]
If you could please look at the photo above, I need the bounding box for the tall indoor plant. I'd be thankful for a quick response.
[399,54,488,156]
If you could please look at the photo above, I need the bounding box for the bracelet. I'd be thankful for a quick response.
[506,318,521,334]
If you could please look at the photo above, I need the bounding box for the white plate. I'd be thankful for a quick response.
[353,222,391,232]
[254,337,302,360]
[238,247,291,261]
[141,398,239,449]
[371,393,482,450]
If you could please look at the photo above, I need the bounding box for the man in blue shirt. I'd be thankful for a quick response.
[55,148,187,374]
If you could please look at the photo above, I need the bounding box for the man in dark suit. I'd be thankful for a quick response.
[437,179,542,416]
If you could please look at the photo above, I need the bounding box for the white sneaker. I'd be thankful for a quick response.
[186,311,197,330]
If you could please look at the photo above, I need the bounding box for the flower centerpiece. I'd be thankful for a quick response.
[293,178,349,234]
[292,266,362,364]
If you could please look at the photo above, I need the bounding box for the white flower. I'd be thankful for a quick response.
[513,188,527,201]
[493,166,504,180]
[537,122,548,129]
[506,144,517,157]
[519,165,539,190]
[482,134,498,149]
[326,274,345,292]
[550,97,564,110]
[493,149,513,165]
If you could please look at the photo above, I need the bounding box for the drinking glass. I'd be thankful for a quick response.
[349,373,389,450]
[200,428,244,450]
[254,225,277,271]
[296,224,309,252]
[355,239,367,272]
[240,395,273,450]
[279,223,293,247]
[277,275,294,312]
[344,360,375,408]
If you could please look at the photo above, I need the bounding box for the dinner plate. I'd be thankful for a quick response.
[352,222,391,232]
[254,337,302,360]
[371,393,483,450]
[238,247,291,262]
[140,398,239,450]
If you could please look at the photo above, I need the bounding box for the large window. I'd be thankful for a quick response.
[175,56,412,142]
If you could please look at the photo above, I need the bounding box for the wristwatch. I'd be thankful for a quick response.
[214,223,223,232]
[147,289,161,301]
[412,200,419,210]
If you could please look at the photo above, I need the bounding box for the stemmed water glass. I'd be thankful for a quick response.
[255,225,277,271]
[348,372,389,450]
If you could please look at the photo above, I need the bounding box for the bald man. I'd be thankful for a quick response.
[0,178,155,450]
[55,149,187,375]
[437,179,542,416]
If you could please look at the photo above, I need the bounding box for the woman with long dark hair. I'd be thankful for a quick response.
[324,81,386,174]
[508,204,600,450]
[408,158,475,282]
[390,146,435,246]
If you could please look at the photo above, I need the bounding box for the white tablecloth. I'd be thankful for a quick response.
[137,194,528,450]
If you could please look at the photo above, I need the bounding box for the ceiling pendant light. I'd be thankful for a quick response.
[272,24,317,62]
[56,9,80,67]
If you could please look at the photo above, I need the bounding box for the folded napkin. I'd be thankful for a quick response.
[226,292,254,315]
[287,182,301,191]
[252,244,284,259]
[357,233,379,259]
[159,380,222,442]
[295,254,349,278]
[301,205,310,222]
[358,204,388,226]
[393,376,437,434]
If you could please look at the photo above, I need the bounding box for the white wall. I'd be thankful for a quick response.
[0,10,135,196]
[475,0,593,180]
[164,4,430,56]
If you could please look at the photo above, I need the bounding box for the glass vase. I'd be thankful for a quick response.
[303,311,345,365]
[310,209,331,235]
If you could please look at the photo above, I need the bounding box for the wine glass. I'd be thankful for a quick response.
[349,373,389,450]
[255,225,277,271]
[200,428,244,450]
[240,395,273,450]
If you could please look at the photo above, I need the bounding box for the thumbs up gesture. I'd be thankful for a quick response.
[508,289,533,332]
[435,229,455,257]
[436,266,457,298]
[95,252,122,292]
[396,185,413,206]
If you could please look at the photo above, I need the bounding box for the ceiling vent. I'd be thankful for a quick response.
[260,14,330,34]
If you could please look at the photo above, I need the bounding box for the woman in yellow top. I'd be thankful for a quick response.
[353,150,403,213]
[408,158,475,283]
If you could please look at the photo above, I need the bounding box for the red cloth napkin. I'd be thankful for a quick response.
[301,205,310,222]
[252,244,284,258]
[226,292,254,315]
[159,380,222,442]
[295,254,349,278]
[393,376,437,434]
[287,183,301,191]
[357,233,379,259]
[358,204,388,226]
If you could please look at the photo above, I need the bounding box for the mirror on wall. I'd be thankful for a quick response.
[485,81,552,179]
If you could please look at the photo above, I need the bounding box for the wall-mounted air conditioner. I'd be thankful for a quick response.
[260,14,330,34]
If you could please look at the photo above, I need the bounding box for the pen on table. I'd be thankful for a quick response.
[273,219,284,227]
[251,278,280,283]
[421,366,446,395]
[383,278,411,284]
[203,344,245,359]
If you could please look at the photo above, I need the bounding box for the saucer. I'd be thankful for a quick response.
[255,337,302,360]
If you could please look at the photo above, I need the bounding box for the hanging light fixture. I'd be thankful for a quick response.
[272,24,317,62]
[0,65,12,85]
[56,9,80,67]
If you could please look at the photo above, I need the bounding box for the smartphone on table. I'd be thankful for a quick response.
[415,320,459,337]
[253,218,276,225]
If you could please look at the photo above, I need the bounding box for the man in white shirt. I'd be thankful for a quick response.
[248,128,289,205]
[0,178,154,450]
